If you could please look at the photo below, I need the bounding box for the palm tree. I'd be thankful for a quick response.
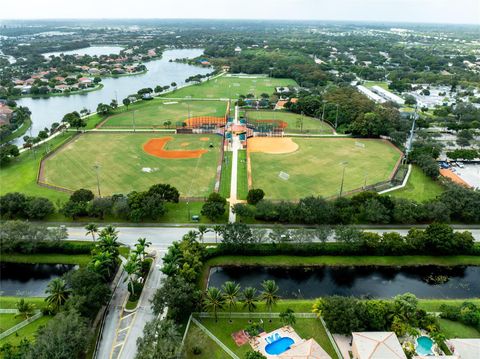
[222,281,240,321]
[123,259,141,296]
[99,225,118,238]
[279,308,296,327]
[90,251,114,277]
[261,280,280,321]
[98,234,120,257]
[85,223,99,241]
[45,278,71,311]
[197,225,211,243]
[241,287,258,313]
[204,287,225,322]
[15,299,35,319]
[213,225,223,243]
[135,237,151,261]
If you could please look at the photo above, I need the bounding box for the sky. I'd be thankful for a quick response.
[1,0,479,24]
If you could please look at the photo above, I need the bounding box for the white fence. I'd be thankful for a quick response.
[0,312,43,340]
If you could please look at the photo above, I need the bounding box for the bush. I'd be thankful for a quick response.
[201,192,227,220]
[247,188,265,205]
[0,193,54,220]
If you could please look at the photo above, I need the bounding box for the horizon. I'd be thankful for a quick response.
[1,0,479,25]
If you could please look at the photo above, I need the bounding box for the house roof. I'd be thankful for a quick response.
[279,338,332,359]
[352,332,407,359]
[448,339,480,359]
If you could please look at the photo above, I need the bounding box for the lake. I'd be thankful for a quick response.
[16,48,209,143]
[42,45,124,58]
[0,262,77,297]
[208,265,480,299]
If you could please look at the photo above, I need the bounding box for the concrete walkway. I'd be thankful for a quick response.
[228,105,241,223]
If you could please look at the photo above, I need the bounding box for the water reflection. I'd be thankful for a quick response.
[208,265,480,299]
[0,262,77,297]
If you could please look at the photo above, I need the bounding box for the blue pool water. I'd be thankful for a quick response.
[416,336,434,355]
[265,337,295,355]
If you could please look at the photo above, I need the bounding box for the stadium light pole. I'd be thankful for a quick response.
[339,161,348,197]
[93,163,101,197]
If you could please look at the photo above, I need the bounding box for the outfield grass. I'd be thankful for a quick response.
[219,152,232,199]
[439,318,480,339]
[389,165,444,202]
[246,110,334,134]
[101,99,227,128]
[249,138,401,200]
[167,75,298,99]
[0,132,73,203]
[42,133,221,197]
[237,150,248,200]
[199,317,339,359]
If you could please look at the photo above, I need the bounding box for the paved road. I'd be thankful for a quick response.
[67,226,480,245]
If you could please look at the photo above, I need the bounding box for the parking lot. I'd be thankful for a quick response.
[451,163,480,189]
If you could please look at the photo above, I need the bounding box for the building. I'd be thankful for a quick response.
[279,338,332,359]
[0,104,14,125]
[448,339,480,359]
[371,85,405,105]
[357,85,386,103]
[352,332,407,359]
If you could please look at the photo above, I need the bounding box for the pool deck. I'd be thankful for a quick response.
[250,326,302,358]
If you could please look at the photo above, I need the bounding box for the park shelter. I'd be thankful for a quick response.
[352,332,406,359]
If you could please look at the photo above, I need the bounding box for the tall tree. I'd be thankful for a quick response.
[261,280,280,320]
[45,278,71,312]
[204,287,225,322]
[222,281,241,321]
[241,287,258,313]
[84,223,99,241]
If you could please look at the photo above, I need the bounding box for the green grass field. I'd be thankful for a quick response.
[219,152,232,199]
[364,81,389,90]
[199,317,338,359]
[249,138,401,200]
[101,99,227,128]
[237,150,248,200]
[0,314,25,334]
[439,319,480,339]
[42,133,222,197]
[246,110,334,134]
[389,165,444,202]
[0,316,52,347]
[167,75,298,99]
[184,322,227,359]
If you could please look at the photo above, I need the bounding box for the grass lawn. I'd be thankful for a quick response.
[0,297,47,310]
[249,138,401,200]
[198,317,339,359]
[389,165,444,202]
[167,75,298,99]
[161,202,228,223]
[2,253,90,266]
[246,110,334,134]
[438,318,480,338]
[0,132,73,203]
[237,150,248,200]
[364,81,389,90]
[184,322,227,359]
[219,152,232,199]
[101,99,227,128]
[42,133,221,197]
[0,314,25,334]
[0,315,52,347]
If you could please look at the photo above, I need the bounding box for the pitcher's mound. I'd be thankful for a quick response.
[247,137,299,154]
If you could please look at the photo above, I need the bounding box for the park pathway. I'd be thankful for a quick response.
[228,105,241,223]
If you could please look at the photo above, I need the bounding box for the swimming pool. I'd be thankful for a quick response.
[416,336,434,356]
[265,337,295,355]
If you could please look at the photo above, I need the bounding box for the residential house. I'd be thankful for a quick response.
[351,332,407,359]
[0,104,14,125]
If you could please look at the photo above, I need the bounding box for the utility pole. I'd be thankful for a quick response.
[93,163,101,197]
